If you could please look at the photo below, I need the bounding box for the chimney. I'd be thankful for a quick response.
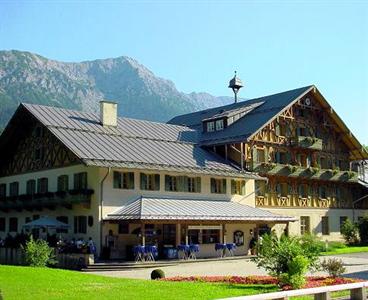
[100,101,118,127]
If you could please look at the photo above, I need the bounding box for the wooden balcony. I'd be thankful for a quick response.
[0,189,94,212]
[292,136,323,150]
[255,194,356,209]
[252,162,358,183]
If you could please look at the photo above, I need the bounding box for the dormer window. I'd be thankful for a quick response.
[215,119,224,131]
[207,122,215,132]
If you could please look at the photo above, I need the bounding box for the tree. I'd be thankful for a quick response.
[253,233,321,289]
[341,219,359,245]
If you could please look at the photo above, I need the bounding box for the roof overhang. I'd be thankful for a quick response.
[105,196,296,223]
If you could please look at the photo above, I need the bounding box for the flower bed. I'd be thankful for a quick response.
[162,275,361,290]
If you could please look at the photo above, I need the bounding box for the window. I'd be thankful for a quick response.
[188,229,199,244]
[9,217,18,232]
[35,126,43,138]
[165,175,178,192]
[321,216,329,235]
[34,147,44,161]
[275,152,289,164]
[276,183,289,197]
[113,171,135,189]
[163,224,176,244]
[0,184,6,200]
[340,216,348,233]
[26,180,36,195]
[187,177,201,193]
[118,223,129,234]
[215,119,224,131]
[74,216,87,234]
[231,179,246,195]
[335,186,341,200]
[37,178,48,194]
[25,217,31,224]
[210,178,226,194]
[319,186,327,199]
[57,175,69,192]
[0,218,5,231]
[256,149,265,163]
[140,173,160,191]
[207,122,215,132]
[255,181,266,196]
[298,184,308,198]
[74,172,88,190]
[88,216,93,227]
[164,175,201,193]
[56,216,68,233]
[300,216,310,235]
[9,182,19,197]
[202,229,220,244]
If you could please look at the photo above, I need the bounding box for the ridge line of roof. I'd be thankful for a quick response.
[169,85,314,123]
[49,125,197,145]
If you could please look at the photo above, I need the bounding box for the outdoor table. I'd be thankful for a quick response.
[144,245,158,261]
[177,244,190,260]
[226,243,236,256]
[215,243,227,258]
[133,245,145,262]
[188,244,199,260]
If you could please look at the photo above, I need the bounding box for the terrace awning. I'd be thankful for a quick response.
[23,217,70,230]
[105,196,296,222]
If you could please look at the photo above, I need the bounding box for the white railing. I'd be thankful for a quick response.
[219,281,368,300]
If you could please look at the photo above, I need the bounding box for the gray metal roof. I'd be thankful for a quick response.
[169,86,313,145]
[106,196,296,222]
[21,103,262,179]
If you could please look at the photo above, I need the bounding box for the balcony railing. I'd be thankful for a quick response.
[0,189,94,211]
[292,136,323,150]
[255,194,360,209]
[251,162,358,182]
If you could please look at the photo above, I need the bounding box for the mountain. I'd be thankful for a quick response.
[0,50,234,131]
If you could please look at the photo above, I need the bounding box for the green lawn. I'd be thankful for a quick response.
[322,245,368,255]
[0,265,278,300]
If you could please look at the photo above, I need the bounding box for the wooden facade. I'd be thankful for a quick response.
[211,90,367,210]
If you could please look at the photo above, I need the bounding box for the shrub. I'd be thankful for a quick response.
[253,233,321,289]
[22,236,56,267]
[358,214,368,245]
[341,219,359,245]
[321,258,346,277]
[280,255,309,289]
[151,269,165,280]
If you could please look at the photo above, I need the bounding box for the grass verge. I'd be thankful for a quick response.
[0,265,278,300]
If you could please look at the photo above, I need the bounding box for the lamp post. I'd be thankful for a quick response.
[228,71,244,103]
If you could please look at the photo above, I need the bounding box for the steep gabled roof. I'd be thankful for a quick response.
[169,85,368,160]
[0,103,263,179]
[169,85,313,145]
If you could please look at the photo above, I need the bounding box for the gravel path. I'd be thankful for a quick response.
[90,253,368,280]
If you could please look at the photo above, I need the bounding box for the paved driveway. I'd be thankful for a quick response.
[91,253,368,280]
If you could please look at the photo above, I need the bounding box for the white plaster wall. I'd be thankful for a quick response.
[267,207,367,241]
[100,168,256,216]
[0,165,102,252]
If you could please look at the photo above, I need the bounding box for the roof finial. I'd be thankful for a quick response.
[228,71,244,103]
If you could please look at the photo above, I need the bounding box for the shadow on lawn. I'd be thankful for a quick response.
[223,284,278,293]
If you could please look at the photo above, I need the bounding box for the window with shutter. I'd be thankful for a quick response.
[9,182,19,197]
[74,172,87,190]
[37,178,48,194]
[210,178,226,194]
[113,172,122,188]
[57,175,69,192]
[321,216,329,235]
[26,180,36,195]
[231,179,246,195]
[140,173,160,191]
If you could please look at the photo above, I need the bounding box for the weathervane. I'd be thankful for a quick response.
[228,71,244,103]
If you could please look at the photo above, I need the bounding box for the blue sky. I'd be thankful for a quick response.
[0,1,367,144]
